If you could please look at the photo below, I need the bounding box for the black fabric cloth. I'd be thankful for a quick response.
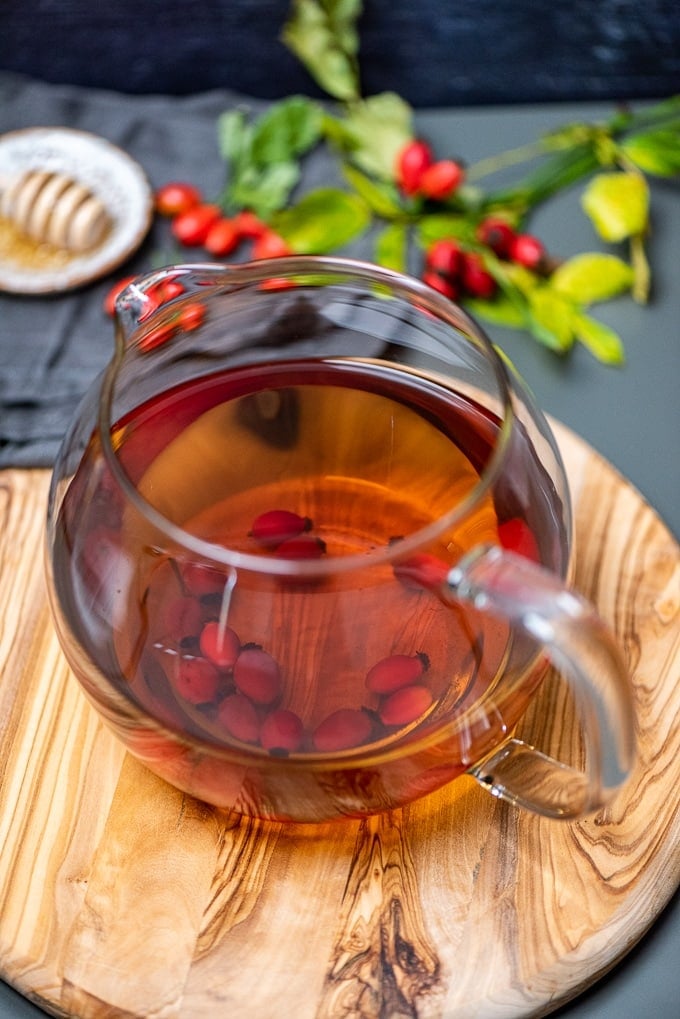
[0,73,313,468]
[0,1,679,108]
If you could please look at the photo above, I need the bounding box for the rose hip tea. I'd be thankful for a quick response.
[51,355,565,819]
[46,258,633,823]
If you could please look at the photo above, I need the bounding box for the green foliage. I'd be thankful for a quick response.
[551,253,635,304]
[281,0,363,101]
[581,172,649,242]
[271,188,370,251]
[208,2,680,366]
[325,92,413,180]
[217,97,322,216]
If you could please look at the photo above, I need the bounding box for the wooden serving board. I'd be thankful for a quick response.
[1,423,679,1019]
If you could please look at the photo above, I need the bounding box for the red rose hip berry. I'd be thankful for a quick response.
[154,278,186,303]
[233,646,282,705]
[260,709,304,753]
[476,217,516,258]
[249,509,312,548]
[160,595,203,641]
[171,203,221,246]
[232,210,267,238]
[460,252,497,298]
[426,238,462,278]
[422,270,459,301]
[393,552,449,591]
[509,232,546,270]
[218,693,260,744]
[175,656,220,704]
[312,708,373,752]
[103,275,137,317]
[275,534,327,559]
[204,217,240,256]
[498,517,541,563]
[251,231,293,259]
[379,684,434,727]
[199,621,241,670]
[180,562,228,597]
[419,160,465,201]
[177,301,206,332]
[138,320,177,353]
[365,652,430,695]
[396,139,433,196]
[155,181,202,217]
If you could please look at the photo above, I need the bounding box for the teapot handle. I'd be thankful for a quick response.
[445,545,635,818]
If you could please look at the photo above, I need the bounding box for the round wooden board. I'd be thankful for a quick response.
[0,422,678,1019]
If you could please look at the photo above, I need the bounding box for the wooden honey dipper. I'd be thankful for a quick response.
[0,168,112,253]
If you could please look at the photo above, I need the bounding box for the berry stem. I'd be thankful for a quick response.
[481,145,600,218]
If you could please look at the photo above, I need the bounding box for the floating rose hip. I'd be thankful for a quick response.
[199,621,241,670]
[275,534,327,559]
[218,693,260,744]
[379,684,434,727]
[161,595,203,641]
[312,708,373,752]
[176,656,220,704]
[249,509,312,548]
[180,562,227,597]
[365,652,430,695]
[260,709,304,753]
[233,645,282,705]
[393,552,449,591]
[498,517,541,562]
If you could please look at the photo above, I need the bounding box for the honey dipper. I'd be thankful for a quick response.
[0,168,112,253]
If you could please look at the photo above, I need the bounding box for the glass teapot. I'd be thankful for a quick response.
[45,257,635,823]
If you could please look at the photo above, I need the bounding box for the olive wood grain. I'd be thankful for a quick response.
[0,422,678,1019]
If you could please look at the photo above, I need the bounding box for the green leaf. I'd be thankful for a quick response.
[281,0,362,101]
[416,213,476,247]
[217,110,252,171]
[572,312,626,365]
[581,171,649,241]
[250,96,323,165]
[229,162,300,217]
[341,163,403,217]
[621,128,680,176]
[527,288,576,352]
[374,223,408,271]
[271,187,370,252]
[494,260,541,298]
[465,294,528,330]
[335,92,413,180]
[551,252,634,304]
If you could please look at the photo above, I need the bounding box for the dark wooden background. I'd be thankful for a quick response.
[1,0,678,106]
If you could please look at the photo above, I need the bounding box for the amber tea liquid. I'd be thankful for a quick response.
[53,357,566,818]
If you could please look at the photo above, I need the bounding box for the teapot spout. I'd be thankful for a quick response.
[110,263,230,352]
